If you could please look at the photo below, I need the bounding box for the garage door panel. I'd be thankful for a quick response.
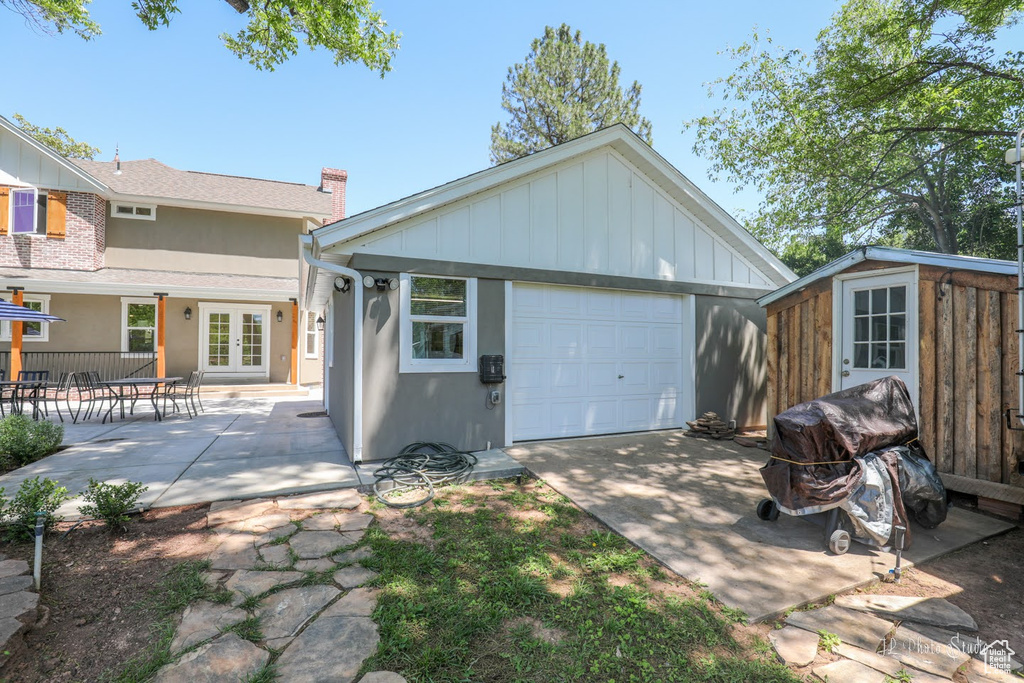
[511,283,688,440]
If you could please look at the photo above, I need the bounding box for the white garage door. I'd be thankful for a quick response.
[509,283,688,441]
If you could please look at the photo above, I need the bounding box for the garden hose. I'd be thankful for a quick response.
[372,441,478,508]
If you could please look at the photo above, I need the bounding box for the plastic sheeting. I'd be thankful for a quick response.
[761,376,946,549]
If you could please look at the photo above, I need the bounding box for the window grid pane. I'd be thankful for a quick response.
[852,285,908,369]
[412,321,464,359]
[410,277,467,317]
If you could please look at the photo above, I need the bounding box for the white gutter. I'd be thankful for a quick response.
[300,234,364,462]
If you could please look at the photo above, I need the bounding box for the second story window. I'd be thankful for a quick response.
[10,188,46,236]
[111,202,157,221]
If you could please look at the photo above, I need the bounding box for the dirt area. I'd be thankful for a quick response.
[0,483,1019,681]
[2,504,215,682]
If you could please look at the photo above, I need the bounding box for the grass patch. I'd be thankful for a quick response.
[243,664,277,682]
[225,616,264,643]
[361,483,799,682]
[102,560,226,682]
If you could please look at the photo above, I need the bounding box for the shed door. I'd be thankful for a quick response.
[509,283,688,441]
[839,271,918,406]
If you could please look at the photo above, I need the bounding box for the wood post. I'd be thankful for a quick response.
[10,288,23,379]
[290,299,299,385]
[156,294,166,378]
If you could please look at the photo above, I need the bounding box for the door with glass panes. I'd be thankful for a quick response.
[839,271,918,406]
[199,303,270,378]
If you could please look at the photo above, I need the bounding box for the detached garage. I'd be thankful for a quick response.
[302,125,796,462]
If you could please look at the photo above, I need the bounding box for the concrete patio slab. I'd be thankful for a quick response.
[200,430,343,461]
[507,431,1015,622]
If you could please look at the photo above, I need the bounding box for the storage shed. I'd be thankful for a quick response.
[758,246,1024,508]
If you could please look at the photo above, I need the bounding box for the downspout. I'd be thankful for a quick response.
[300,235,364,463]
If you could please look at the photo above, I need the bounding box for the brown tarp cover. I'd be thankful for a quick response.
[761,376,916,542]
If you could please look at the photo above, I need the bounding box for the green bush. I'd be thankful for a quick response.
[0,414,64,469]
[1,477,72,542]
[77,479,149,531]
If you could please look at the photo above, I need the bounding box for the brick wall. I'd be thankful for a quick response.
[0,191,106,270]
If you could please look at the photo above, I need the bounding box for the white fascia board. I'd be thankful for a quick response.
[314,126,636,248]
[0,115,110,195]
[108,193,326,221]
[8,278,296,302]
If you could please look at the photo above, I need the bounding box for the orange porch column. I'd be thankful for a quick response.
[156,294,167,378]
[10,288,23,378]
[290,299,299,385]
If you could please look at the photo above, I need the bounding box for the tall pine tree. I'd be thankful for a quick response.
[490,24,652,164]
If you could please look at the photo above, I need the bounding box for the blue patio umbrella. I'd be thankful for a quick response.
[0,298,65,323]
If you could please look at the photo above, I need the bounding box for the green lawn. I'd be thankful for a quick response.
[360,480,798,682]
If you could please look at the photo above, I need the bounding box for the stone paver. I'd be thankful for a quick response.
[277,490,361,510]
[208,534,260,571]
[768,626,818,667]
[967,657,1022,682]
[0,591,38,622]
[336,513,374,532]
[254,525,295,546]
[333,566,378,590]
[322,587,379,618]
[834,594,977,632]
[0,560,29,580]
[359,674,407,683]
[153,633,269,683]
[274,616,379,683]
[787,605,893,652]
[259,545,292,567]
[220,512,293,533]
[834,644,950,683]
[206,500,276,527]
[0,575,33,597]
[171,601,247,653]
[812,659,886,682]
[295,558,336,572]
[290,531,350,559]
[302,513,344,530]
[341,530,367,545]
[335,546,373,565]
[223,570,303,606]
[256,585,340,639]
[887,624,970,678]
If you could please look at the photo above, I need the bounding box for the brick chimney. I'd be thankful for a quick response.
[320,168,347,224]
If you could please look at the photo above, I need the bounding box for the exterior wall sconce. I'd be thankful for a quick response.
[316,315,325,332]
[183,306,192,320]
[334,276,351,293]
[362,275,398,291]
[276,310,284,323]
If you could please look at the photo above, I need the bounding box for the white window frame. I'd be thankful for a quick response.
[0,294,51,342]
[8,188,47,236]
[399,273,477,374]
[120,296,159,357]
[111,202,157,221]
[304,310,320,359]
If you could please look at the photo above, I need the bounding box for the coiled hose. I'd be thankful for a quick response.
[373,442,478,508]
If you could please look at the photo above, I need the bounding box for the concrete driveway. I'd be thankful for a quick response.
[507,431,1014,622]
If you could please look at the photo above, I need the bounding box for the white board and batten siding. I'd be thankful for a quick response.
[0,126,102,192]
[355,149,774,290]
[509,283,691,441]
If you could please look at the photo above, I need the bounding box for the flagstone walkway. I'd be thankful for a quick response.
[152,490,402,683]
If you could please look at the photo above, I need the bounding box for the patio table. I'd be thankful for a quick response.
[0,380,47,419]
[100,377,183,424]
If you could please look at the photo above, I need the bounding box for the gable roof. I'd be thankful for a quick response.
[313,124,795,288]
[756,246,1018,307]
[0,114,109,194]
[73,158,333,217]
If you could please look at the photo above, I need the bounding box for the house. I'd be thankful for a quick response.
[301,125,796,462]
[757,245,1024,508]
[0,114,341,385]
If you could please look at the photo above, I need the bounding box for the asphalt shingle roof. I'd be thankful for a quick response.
[72,158,333,216]
[1,266,295,295]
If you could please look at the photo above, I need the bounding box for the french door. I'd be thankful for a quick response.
[199,303,270,378]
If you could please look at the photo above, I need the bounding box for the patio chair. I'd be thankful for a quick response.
[70,371,106,423]
[42,372,75,423]
[167,371,203,418]
[15,370,48,419]
[0,368,9,417]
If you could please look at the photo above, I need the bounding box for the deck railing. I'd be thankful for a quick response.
[0,351,157,381]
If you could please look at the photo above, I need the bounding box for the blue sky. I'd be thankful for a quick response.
[4,1,839,217]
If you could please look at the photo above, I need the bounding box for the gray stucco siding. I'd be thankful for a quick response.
[329,289,356,459]
[693,296,767,428]
[357,271,505,461]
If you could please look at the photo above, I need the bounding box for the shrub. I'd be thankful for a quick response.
[2,477,72,541]
[77,479,149,531]
[0,415,64,469]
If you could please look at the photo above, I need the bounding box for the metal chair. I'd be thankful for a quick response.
[15,370,48,419]
[167,371,203,418]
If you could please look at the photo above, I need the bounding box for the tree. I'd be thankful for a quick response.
[12,113,100,160]
[687,0,1024,267]
[5,0,400,73]
[490,24,652,164]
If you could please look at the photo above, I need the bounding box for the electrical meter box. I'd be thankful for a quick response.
[479,355,505,384]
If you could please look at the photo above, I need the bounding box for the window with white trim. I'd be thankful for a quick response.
[0,294,51,342]
[305,310,320,359]
[399,273,477,373]
[111,202,157,221]
[9,188,47,235]
[121,297,158,355]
